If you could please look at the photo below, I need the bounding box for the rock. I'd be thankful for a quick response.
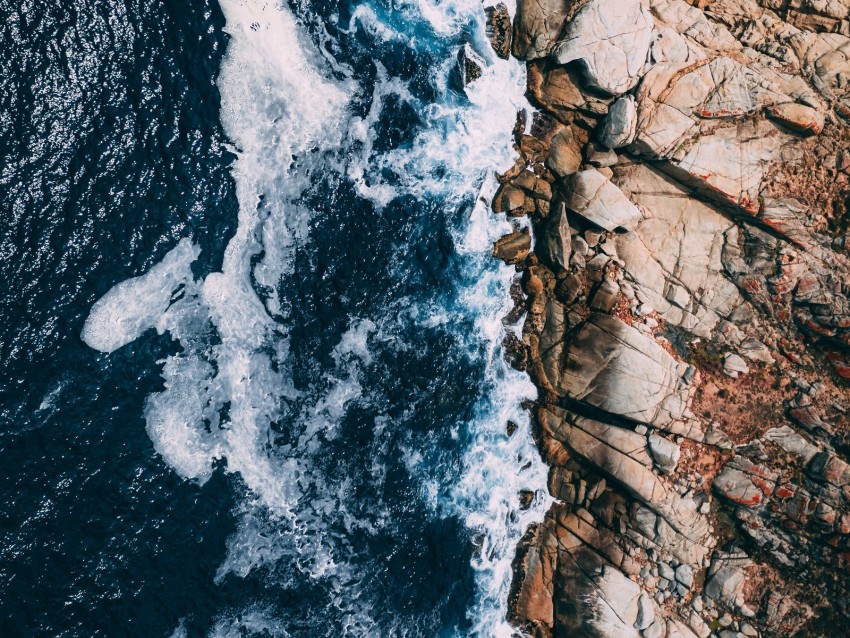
[492,230,531,264]
[614,164,743,338]
[765,103,824,136]
[649,433,681,474]
[539,202,571,270]
[567,169,642,231]
[590,279,619,312]
[547,127,583,177]
[484,3,512,59]
[713,457,776,508]
[643,621,664,638]
[675,564,694,589]
[492,183,526,213]
[599,95,638,149]
[456,43,483,87]
[541,314,695,430]
[737,338,773,364]
[555,274,582,305]
[527,61,611,122]
[512,169,552,201]
[704,551,751,609]
[764,426,819,464]
[636,592,655,630]
[553,0,653,95]
[511,0,569,60]
[723,354,749,378]
[585,141,619,167]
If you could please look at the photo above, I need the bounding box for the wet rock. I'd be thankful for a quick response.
[492,229,531,264]
[492,182,526,213]
[484,3,512,59]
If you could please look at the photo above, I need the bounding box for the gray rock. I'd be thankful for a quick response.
[649,433,681,474]
[704,551,751,609]
[599,95,638,149]
[675,563,694,589]
[553,0,653,95]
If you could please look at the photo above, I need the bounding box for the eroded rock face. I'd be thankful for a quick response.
[486,0,850,635]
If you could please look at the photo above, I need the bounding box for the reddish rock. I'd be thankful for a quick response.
[766,103,825,136]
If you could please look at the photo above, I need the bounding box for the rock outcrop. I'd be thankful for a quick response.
[483,0,850,635]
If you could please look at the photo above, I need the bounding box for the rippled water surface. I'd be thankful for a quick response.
[1,1,549,636]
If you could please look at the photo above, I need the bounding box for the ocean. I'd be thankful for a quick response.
[0,1,549,636]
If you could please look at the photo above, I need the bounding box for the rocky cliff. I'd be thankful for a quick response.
[485,1,850,636]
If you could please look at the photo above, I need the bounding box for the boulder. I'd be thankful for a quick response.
[512,0,569,60]
[542,313,696,430]
[484,3,512,59]
[547,127,583,177]
[590,278,619,312]
[723,353,749,378]
[567,169,642,231]
[766,102,824,135]
[648,433,681,474]
[492,229,531,264]
[599,95,638,149]
[553,0,654,95]
[540,202,571,270]
[704,551,751,609]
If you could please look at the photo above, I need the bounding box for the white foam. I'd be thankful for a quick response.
[80,238,199,353]
[81,0,550,633]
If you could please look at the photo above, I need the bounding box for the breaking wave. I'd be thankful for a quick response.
[82,0,550,634]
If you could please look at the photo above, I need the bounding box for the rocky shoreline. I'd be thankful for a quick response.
[482,1,850,636]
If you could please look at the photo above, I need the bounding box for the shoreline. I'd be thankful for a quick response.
[482,1,850,636]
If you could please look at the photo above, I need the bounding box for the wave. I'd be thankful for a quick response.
[82,0,549,634]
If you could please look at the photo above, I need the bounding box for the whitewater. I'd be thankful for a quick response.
[80,0,551,635]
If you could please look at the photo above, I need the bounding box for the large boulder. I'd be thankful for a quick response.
[542,313,695,430]
[553,0,654,95]
[512,0,569,60]
[614,164,744,338]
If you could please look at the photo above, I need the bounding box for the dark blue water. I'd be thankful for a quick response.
[1,1,547,636]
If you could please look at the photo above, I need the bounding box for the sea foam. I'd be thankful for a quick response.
[82,0,549,634]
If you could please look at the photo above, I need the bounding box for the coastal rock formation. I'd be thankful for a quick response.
[485,0,850,635]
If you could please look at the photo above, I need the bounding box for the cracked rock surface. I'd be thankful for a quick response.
[487,0,850,635]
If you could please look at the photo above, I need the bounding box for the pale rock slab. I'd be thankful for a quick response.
[553,0,654,95]
[568,169,642,231]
